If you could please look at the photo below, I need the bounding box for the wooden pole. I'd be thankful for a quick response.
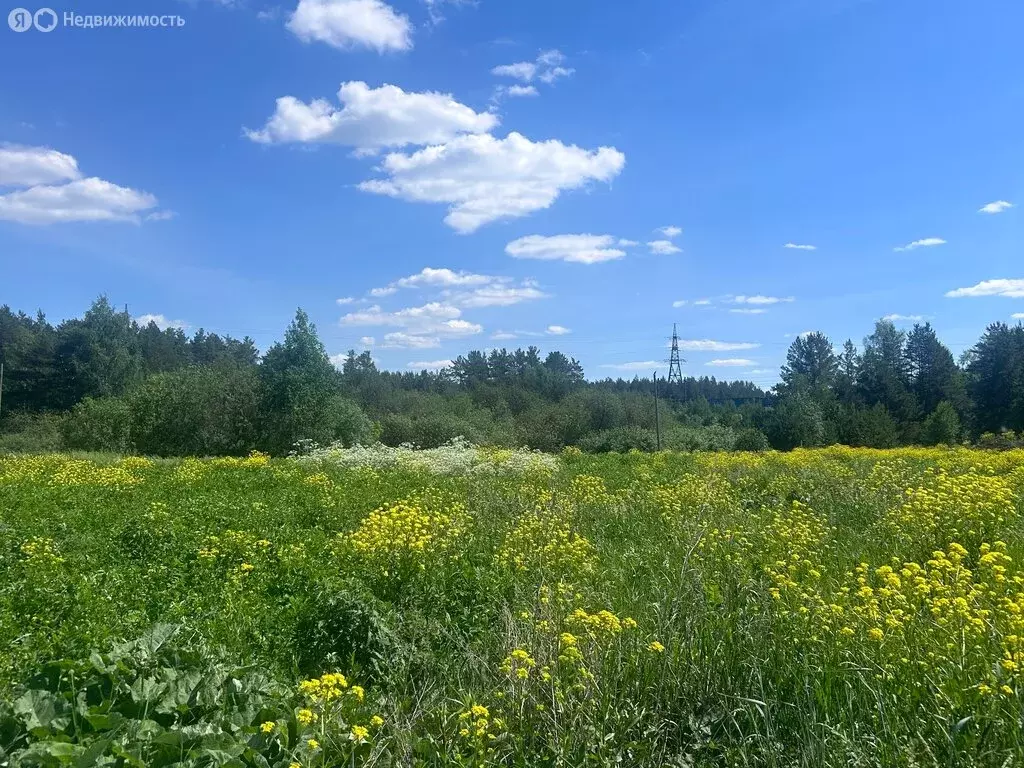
[653,370,661,451]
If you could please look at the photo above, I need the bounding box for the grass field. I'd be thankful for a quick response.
[2,444,1024,767]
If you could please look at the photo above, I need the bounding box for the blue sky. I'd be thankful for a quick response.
[2,0,1022,387]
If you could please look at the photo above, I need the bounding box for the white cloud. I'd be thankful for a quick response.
[706,358,755,367]
[732,295,794,305]
[336,296,356,305]
[145,210,177,222]
[694,299,711,306]
[1013,313,1024,320]
[359,131,625,233]
[679,339,759,351]
[329,353,348,368]
[499,84,539,98]
[454,284,548,308]
[0,145,160,225]
[546,325,570,335]
[506,233,626,264]
[0,177,158,225]
[979,200,1014,214]
[946,278,1024,299]
[882,313,925,322]
[359,335,375,346]
[492,49,574,85]
[246,81,497,150]
[618,238,638,246]
[656,225,681,238]
[784,242,816,251]
[136,313,188,330]
[407,359,452,370]
[341,301,482,349]
[286,0,412,52]
[600,361,660,371]
[647,239,681,255]
[672,300,687,308]
[894,237,946,252]
[538,66,574,84]
[491,331,518,340]
[730,308,767,315]
[491,61,536,81]
[368,267,548,308]
[0,145,80,186]
[377,266,494,292]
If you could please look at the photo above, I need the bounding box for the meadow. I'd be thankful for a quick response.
[2,443,1024,767]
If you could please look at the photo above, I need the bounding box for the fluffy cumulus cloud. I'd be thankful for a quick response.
[0,177,158,225]
[679,339,759,351]
[359,132,625,233]
[246,81,497,151]
[0,144,161,225]
[0,144,79,186]
[784,242,816,251]
[656,225,681,238]
[505,234,627,264]
[706,358,755,367]
[348,267,549,347]
[1013,313,1024,320]
[341,302,483,349]
[946,279,1024,299]
[647,239,681,255]
[135,313,189,330]
[368,267,548,308]
[407,359,452,370]
[894,237,946,252]
[546,325,570,335]
[286,0,412,52]
[979,200,1014,214]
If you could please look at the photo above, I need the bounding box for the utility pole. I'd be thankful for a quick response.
[667,323,684,385]
[653,370,661,451]
[0,362,4,421]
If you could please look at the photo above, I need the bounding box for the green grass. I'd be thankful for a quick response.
[1,446,1024,766]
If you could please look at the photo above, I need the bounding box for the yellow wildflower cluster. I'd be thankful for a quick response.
[495,506,595,577]
[566,474,612,505]
[344,495,468,575]
[565,608,637,638]
[882,468,1016,552]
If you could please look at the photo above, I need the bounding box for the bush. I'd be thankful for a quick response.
[579,426,658,453]
[0,412,64,453]
[733,427,771,452]
[60,396,132,453]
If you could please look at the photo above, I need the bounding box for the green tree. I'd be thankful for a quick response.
[921,400,962,446]
[258,309,370,453]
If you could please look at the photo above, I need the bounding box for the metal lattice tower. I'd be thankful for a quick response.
[667,323,684,385]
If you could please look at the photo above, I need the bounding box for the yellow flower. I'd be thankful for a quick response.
[307,738,320,750]
[648,640,665,653]
[867,627,884,641]
[296,708,316,725]
[260,721,275,733]
[351,725,370,742]
[370,715,385,728]
[349,685,365,702]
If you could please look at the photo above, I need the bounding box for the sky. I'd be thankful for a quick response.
[1,0,1022,388]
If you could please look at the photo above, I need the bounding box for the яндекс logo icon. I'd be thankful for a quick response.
[7,7,32,30]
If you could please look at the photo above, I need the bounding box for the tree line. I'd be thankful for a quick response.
[0,297,1022,455]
